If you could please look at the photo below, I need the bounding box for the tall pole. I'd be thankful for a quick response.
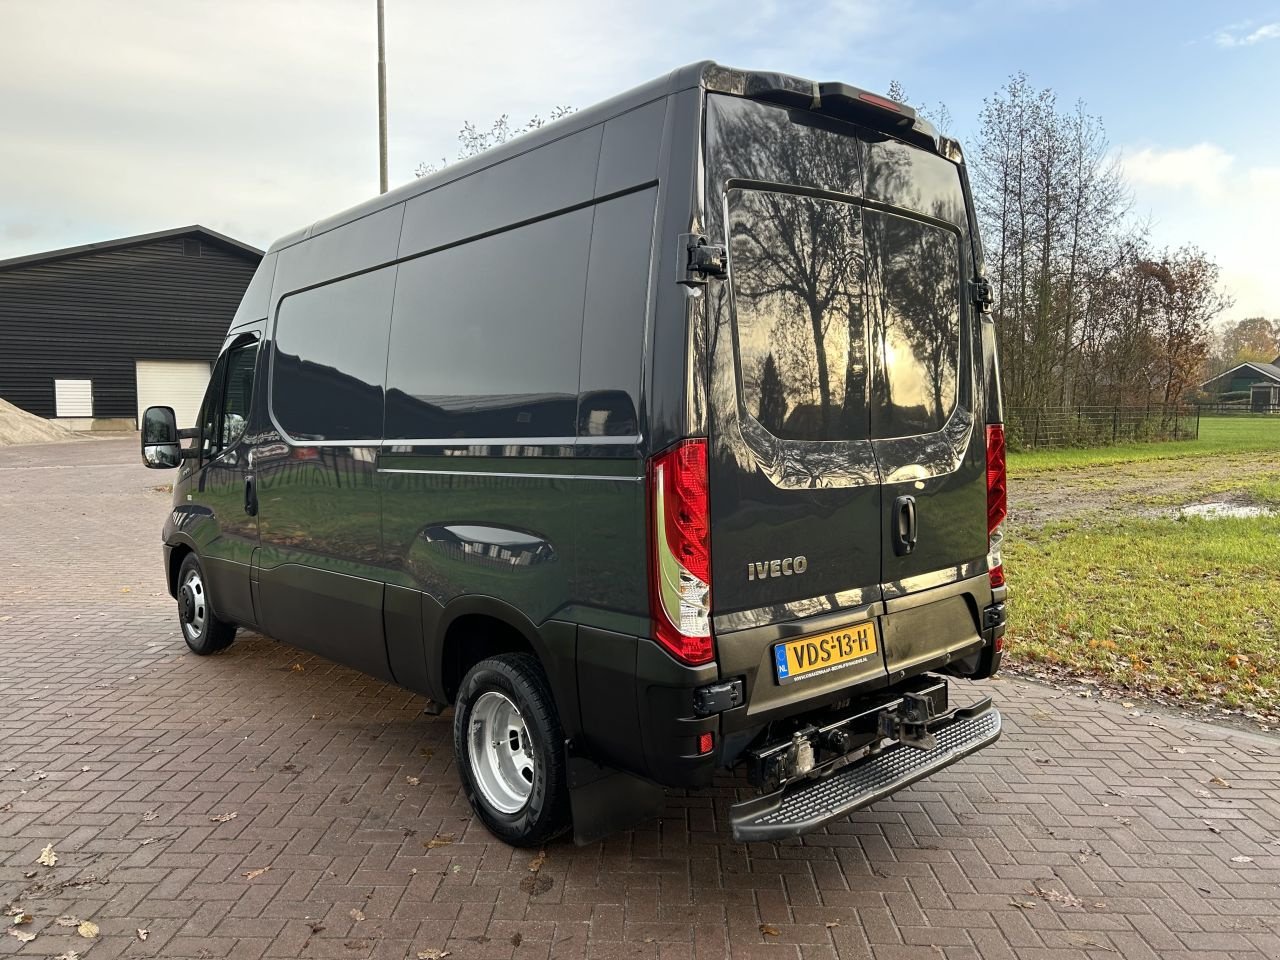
[377,0,388,194]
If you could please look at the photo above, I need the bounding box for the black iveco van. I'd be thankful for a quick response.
[142,62,1008,846]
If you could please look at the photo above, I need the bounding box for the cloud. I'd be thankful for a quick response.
[1213,21,1280,47]
[1122,143,1235,198]
[1119,143,1280,320]
[0,0,913,261]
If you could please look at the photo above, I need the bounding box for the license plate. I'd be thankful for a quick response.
[773,622,878,685]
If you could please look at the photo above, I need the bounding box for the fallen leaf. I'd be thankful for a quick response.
[209,811,238,823]
[424,833,454,850]
[54,917,80,927]
[290,663,304,672]
[825,919,841,929]
[349,908,365,922]
[12,913,33,925]
[405,776,420,786]
[121,587,131,593]
[528,848,547,873]
[137,928,148,941]
[1010,900,1037,909]
[1230,855,1254,864]
[416,950,450,960]
[8,928,36,943]
[519,874,552,895]
[77,920,99,938]
[510,932,522,947]
[1208,775,1230,788]
[1033,885,1083,908]
[242,867,270,880]
[55,952,80,960]
[142,810,158,822]
[37,843,57,866]
[759,924,780,937]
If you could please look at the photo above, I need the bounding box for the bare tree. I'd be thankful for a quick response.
[416,106,574,177]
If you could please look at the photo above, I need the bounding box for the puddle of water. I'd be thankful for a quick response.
[1178,502,1276,520]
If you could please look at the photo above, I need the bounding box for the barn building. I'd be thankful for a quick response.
[0,226,261,429]
[1199,358,1280,412]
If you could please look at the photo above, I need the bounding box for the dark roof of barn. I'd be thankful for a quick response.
[0,226,263,274]
[1200,360,1280,388]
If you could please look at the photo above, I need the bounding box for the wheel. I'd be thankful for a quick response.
[453,653,570,846]
[176,553,236,655]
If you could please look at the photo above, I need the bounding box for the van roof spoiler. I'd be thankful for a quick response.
[700,64,961,162]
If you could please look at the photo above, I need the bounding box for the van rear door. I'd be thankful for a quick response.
[861,135,989,680]
[702,93,989,722]
[703,95,889,720]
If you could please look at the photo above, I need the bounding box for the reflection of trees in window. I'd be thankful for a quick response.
[730,190,866,441]
[756,354,787,434]
[866,213,960,436]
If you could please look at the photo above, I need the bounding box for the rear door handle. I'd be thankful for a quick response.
[244,476,258,517]
[894,495,917,556]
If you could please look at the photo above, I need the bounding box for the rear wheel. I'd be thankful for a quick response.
[176,553,236,655]
[453,653,570,846]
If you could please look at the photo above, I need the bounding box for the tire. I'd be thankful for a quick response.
[175,552,236,655]
[453,653,570,846]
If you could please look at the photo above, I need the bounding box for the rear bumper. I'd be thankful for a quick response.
[729,698,1002,842]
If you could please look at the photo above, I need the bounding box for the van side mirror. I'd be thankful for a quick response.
[141,405,187,469]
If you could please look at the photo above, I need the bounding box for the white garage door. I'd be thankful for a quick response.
[135,360,211,429]
[54,379,94,417]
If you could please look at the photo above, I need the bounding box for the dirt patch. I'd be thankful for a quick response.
[0,397,79,446]
[1009,451,1280,529]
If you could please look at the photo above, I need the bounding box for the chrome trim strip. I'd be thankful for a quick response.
[377,468,643,482]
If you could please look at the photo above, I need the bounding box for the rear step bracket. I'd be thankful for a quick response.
[730,700,1001,842]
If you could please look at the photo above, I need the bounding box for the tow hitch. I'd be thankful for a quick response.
[746,677,949,792]
[878,691,938,751]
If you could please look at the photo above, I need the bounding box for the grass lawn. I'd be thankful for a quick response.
[1009,415,1280,477]
[1005,424,1280,721]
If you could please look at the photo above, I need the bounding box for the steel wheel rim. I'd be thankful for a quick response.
[467,690,535,814]
[180,569,207,642]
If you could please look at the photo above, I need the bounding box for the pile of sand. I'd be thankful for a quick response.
[0,396,79,446]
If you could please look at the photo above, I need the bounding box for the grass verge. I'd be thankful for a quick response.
[1005,503,1280,721]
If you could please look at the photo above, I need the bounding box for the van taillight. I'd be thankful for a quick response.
[985,424,1007,589]
[647,439,714,666]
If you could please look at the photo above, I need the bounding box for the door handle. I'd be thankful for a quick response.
[244,476,258,517]
[894,495,917,556]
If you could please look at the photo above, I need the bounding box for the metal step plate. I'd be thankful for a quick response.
[730,703,1002,842]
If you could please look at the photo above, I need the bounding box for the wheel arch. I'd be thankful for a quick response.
[430,595,581,739]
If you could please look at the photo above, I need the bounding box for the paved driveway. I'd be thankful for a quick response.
[1,438,1278,960]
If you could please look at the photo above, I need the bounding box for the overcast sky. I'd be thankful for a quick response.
[2,0,1277,321]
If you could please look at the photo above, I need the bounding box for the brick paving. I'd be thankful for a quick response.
[1,437,1278,960]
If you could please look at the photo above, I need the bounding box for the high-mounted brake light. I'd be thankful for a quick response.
[986,424,1007,589]
[647,439,714,666]
[858,92,903,113]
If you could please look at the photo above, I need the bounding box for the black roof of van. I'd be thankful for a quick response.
[267,61,948,257]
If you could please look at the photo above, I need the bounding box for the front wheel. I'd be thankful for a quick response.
[176,553,236,655]
[453,653,570,846]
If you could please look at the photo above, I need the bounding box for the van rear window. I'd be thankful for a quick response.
[865,211,960,438]
[728,188,868,442]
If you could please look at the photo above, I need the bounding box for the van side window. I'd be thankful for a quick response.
[385,208,592,440]
[195,336,258,459]
[199,354,228,460]
[219,340,258,450]
[271,267,396,442]
[727,188,869,442]
[578,187,657,437]
[865,211,960,438]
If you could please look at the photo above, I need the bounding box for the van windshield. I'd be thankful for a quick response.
[728,188,868,442]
